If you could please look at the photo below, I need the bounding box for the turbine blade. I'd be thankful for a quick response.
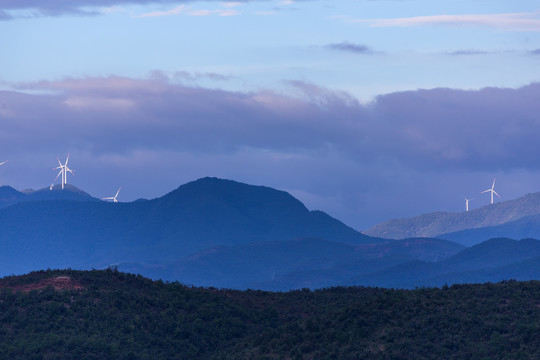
[0,160,7,166]
[480,189,490,193]
[493,190,501,198]
[54,170,63,180]
[115,187,121,197]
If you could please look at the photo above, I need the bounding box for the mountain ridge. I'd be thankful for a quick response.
[0,177,384,279]
[0,177,538,290]
[0,183,100,208]
[363,191,540,243]
[345,238,540,289]
[1,269,539,359]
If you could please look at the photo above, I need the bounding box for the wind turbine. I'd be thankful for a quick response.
[481,178,500,204]
[464,198,473,212]
[0,160,7,166]
[53,154,75,190]
[103,187,121,203]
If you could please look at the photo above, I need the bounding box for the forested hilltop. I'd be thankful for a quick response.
[1,269,539,359]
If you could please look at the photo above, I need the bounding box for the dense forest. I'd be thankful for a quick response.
[0,269,539,359]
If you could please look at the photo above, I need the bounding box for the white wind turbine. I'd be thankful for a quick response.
[464,198,473,212]
[54,154,75,190]
[103,187,121,203]
[481,178,500,204]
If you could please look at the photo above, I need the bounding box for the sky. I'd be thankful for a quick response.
[1,0,540,231]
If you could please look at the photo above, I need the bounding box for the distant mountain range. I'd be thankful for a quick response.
[346,238,540,289]
[120,236,465,289]
[363,191,540,245]
[0,177,539,290]
[0,184,99,208]
[0,178,380,276]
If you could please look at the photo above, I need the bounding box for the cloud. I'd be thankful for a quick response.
[2,75,540,228]
[326,42,374,55]
[530,49,540,55]
[0,9,12,20]
[5,75,540,171]
[171,71,231,82]
[346,11,540,31]
[447,50,491,56]
[0,0,247,19]
[136,5,186,18]
[136,4,240,18]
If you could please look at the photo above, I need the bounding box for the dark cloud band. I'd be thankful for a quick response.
[3,76,540,172]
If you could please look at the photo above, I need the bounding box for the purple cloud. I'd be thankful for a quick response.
[0,9,12,19]
[171,71,231,82]
[447,50,490,56]
[326,42,374,54]
[530,49,540,55]
[0,0,251,18]
[4,76,540,171]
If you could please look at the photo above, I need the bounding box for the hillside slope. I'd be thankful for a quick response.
[0,269,539,360]
[363,191,540,243]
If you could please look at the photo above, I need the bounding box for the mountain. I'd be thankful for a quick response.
[0,185,25,204]
[363,191,540,244]
[346,238,540,288]
[119,237,465,289]
[0,177,384,278]
[1,177,537,290]
[0,184,99,209]
[1,269,539,359]
[440,214,540,246]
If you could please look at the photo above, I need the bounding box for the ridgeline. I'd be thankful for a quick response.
[0,269,539,359]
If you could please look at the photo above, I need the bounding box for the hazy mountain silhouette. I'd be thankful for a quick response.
[345,238,540,288]
[1,177,538,290]
[440,214,540,246]
[363,191,540,245]
[119,237,464,289]
[0,184,99,209]
[0,185,25,205]
[0,177,382,277]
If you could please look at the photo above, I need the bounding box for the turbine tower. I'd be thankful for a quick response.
[464,198,473,212]
[103,187,121,203]
[481,178,500,204]
[54,154,75,190]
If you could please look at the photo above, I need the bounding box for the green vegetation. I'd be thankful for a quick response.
[1,269,539,359]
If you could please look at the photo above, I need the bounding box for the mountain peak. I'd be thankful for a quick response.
[26,184,99,201]
[162,177,309,214]
[0,184,100,209]
[0,185,24,201]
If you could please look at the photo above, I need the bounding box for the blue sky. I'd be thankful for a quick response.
[1,0,540,230]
